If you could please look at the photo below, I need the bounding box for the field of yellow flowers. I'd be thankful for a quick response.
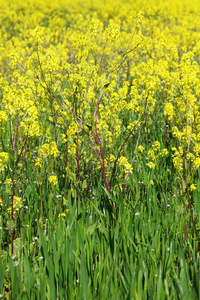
[0,0,200,298]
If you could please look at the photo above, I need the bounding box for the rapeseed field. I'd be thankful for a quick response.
[0,0,200,298]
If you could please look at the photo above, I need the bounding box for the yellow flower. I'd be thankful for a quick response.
[68,143,77,156]
[0,152,9,171]
[118,156,132,174]
[67,122,79,137]
[150,180,154,185]
[148,149,156,161]
[138,145,144,153]
[164,103,174,120]
[5,178,12,184]
[190,184,196,191]
[38,144,49,157]
[48,175,57,186]
[35,157,42,167]
[161,149,169,156]
[193,157,200,169]
[146,162,155,169]
[152,141,160,151]
[173,156,183,171]
[109,154,116,163]
[7,196,22,213]
[58,213,66,219]
[49,142,59,157]
[58,209,69,219]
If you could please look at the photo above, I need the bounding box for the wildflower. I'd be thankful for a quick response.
[58,209,69,218]
[38,144,49,157]
[5,178,12,184]
[148,149,156,161]
[67,122,78,137]
[138,145,144,153]
[105,23,120,42]
[152,141,160,151]
[193,157,200,169]
[0,111,7,122]
[187,153,194,161]
[14,261,19,267]
[161,149,169,156]
[68,143,77,156]
[136,11,144,28]
[49,142,59,157]
[190,184,196,191]
[0,152,9,171]
[173,156,183,171]
[48,175,57,186]
[35,157,42,167]
[7,196,22,213]
[109,154,116,163]
[118,156,133,174]
[147,162,155,169]
[164,103,174,120]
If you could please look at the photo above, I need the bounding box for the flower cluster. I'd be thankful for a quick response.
[0,0,200,212]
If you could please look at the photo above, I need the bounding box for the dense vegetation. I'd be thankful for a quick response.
[0,0,200,298]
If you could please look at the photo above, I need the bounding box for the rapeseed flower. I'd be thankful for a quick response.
[147,162,155,169]
[48,175,58,186]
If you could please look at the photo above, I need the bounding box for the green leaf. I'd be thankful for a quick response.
[0,255,7,292]
[114,179,131,187]
[104,82,110,88]
[80,257,88,300]
[6,219,15,231]
[49,257,56,300]
[86,224,96,236]
[38,226,50,270]
[82,179,87,189]
[63,197,69,206]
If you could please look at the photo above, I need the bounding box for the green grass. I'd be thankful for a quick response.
[0,183,200,299]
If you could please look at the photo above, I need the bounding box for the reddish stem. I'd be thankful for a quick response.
[76,131,80,207]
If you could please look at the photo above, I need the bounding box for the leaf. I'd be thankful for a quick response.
[82,180,87,189]
[86,224,96,236]
[49,257,56,300]
[9,238,23,258]
[6,219,15,231]
[72,250,81,264]
[182,180,186,192]
[0,254,7,292]
[63,197,69,206]
[113,179,131,188]
[85,123,92,131]
[80,257,88,300]
[38,226,50,270]
[102,185,112,200]
[104,82,110,88]
[24,184,33,198]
